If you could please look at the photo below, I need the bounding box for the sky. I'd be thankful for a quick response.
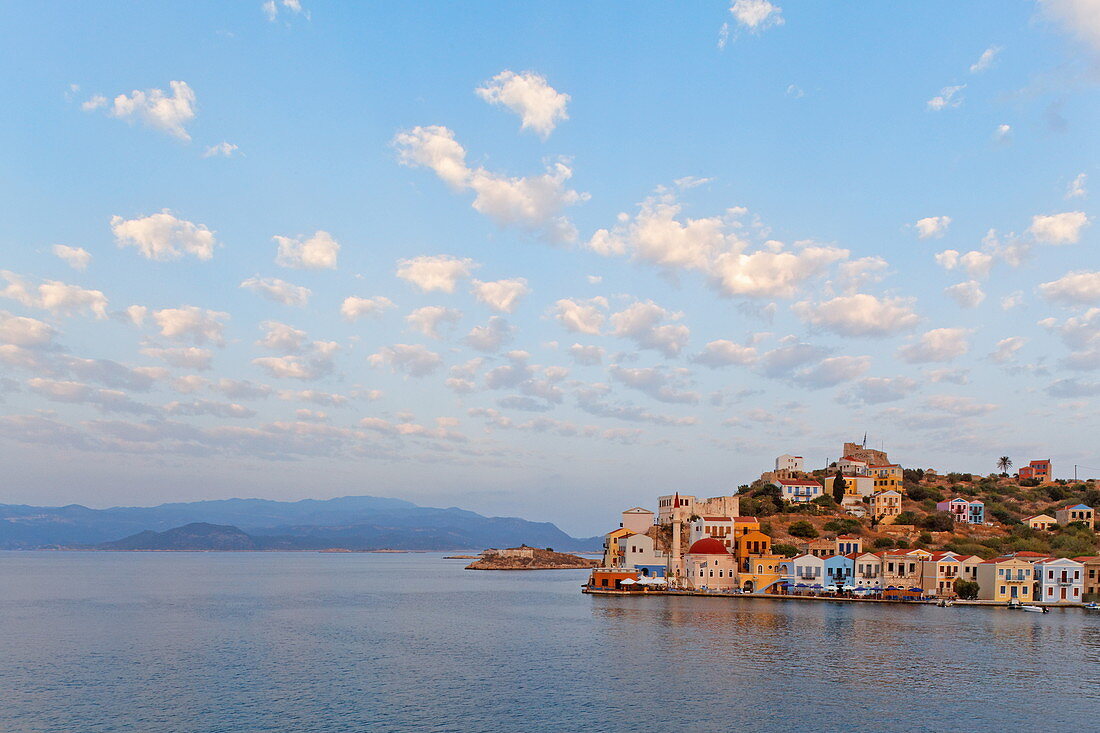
[1,1,1099,535]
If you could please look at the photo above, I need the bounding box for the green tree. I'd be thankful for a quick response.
[955,580,979,600]
[996,456,1012,475]
[773,543,800,557]
[921,512,955,532]
[788,520,818,539]
[832,470,847,504]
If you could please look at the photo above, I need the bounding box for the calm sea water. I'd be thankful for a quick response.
[1,552,1098,733]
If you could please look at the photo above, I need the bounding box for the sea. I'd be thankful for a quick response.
[1,551,1098,732]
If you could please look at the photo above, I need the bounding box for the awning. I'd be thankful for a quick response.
[620,578,637,585]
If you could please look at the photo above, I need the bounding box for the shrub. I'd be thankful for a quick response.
[1045,485,1068,501]
[955,580,979,600]
[895,540,910,549]
[788,520,818,539]
[1020,477,1040,487]
[812,495,838,509]
[919,532,934,545]
[989,507,1018,525]
[947,473,973,483]
[894,511,922,526]
[773,543,800,558]
[903,468,925,483]
[872,537,895,549]
[824,518,862,535]
[921,512,955,532]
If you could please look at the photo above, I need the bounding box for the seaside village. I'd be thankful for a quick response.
[588,442,1100,606]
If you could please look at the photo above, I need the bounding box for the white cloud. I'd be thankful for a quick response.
[81,95,106,112]
[141,346,214,370]
[124,305,148,326]
[104,80,196,141]
[202,142,239,158]
[792,294,920,337]
[1066,173,1087,199]
[27,378,153,415]
[758,340,828,378]
[1039,0,1100,52]
[995,123,1012,141]
[0,311,55,347]
[568,344,604,366]
[792,356,871,389]
[263,0,307,22]
[969,46,1001,73]
[729,0,784,31]
[589,190,847,299]
[551,297,607,335]
[944,280,986,308]
[0,270,108,319]
[610,301,690,357]
[396,254,477,293]
[274,230,340,270]
[897,327,971,363]
[933,249,995,279]
[406,306,462,338]
[927,85,965,111]
[915,215,951,239]
[394,125,587,242]
[464,317,514,353]
[153,306,228,345]
[240,276,311,306]
[251,340,336,381]
[1039,270,1100,305]
[256,321,308,354]
[1027,211,1090,244]
[1001,291,1024,310]
[341,295,395,322]
[110,210,217,261]
[475,70,569,138]
[165,399,255,419]
[609,365,700,404]
[471,278,530,313]
[691,339,758,368]
[842,376,918,404]
[368,344,443,377]
[926,394,998,417]
[990,336,1027,364]
[52,245,91,271]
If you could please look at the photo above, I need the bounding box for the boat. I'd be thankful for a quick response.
[1021,605,1049,614]
[936,599,954,607]
[1084,602,1099,611]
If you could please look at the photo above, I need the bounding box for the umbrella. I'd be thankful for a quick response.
[649,577,667,585]
[872,585,883,591]
[887,586,897,590]
[795,583,807,588]
[810,584,823,589]
[843,585,856,591]
[620,578,637,585]
[909,587,923,592]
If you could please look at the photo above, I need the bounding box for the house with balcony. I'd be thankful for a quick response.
[1055,504,1095,529]
[878,549,931,588]
[976,556,1037,602]
[733,530,772,573]
[739,553,785,594]
[852,552,883,589]
[1018,459,1052,483]
[824,554,855,589]
[869,463,903,491]
[788,553,826,591]
[1074,556,1100,600]
[835,535,863,555]
[689,516,736,549]
[920,552,982,598]
[1034,557,1084,604]
[870,490,903,522]
[773,478,824,503]
[936,498,984,524]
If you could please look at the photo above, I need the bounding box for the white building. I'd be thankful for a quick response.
[773,478,823,503]
[1034,557,1085,604]
[657,492,740,524]
[837,457,869,476]
[689,516,735,549]
[618,531,669,570]
[620,507,655,534]
[775,454,804,473]
[788,554,827,589]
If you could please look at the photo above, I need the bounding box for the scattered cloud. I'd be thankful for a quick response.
[944,280,986,308]
[793,294,920,337]
[471,278,529,313]
[792,355,871,389]
[141,346,213,370]
[475,70,569,138]
[840,376,919,404]
[240,276,311,306]
[990,336,1027,364]
[609,365,700,404]
[1039,270,1100,305]
[464,317,515,353]
[969,46,1001,73]
[152,306,228,345]
[94,80,196,141]
[274,230,340,269]
[341,295,395,322]
[52,245,91,271]
[568,344,604,366]
[406,306,462,338]
[202,142,239,158]
[1027,211,1090,244]
[396,254,477,293]
[551,297,607,335]
[691,339,758,368]
[934,249,994,279]
[915,216,951,239]
[368,344,443,377]
[610,301,690,357]
[1066,173,1087,199]
[0,310,56,347]
[897,327,971,363]
[927,85,965,111]
[110,210,217,261]
[729,0,784,32]
[1,270,108,319]
[1039,0,1100,53]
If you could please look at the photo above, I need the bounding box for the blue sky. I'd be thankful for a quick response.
[1,1,1099,534]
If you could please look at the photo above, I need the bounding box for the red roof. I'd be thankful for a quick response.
[775,478,821,486]
[836,534,860,540]
[686,538,731,555]
[733,516,758,523]
[700,516,733,522]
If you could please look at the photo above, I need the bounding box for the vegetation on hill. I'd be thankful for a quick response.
[735,472,1100,559]
[465,547,599,570]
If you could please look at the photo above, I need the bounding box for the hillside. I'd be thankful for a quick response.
[737,470,1100,559]
[99,523,258,551]
[465,547,599,570]
[0,495,601,551]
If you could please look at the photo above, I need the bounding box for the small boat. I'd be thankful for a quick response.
[1084,602,1099,611]
[1021,605,1049,614]
[937,599,954,607]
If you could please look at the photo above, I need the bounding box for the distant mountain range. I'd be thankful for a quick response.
[0,495,602,551]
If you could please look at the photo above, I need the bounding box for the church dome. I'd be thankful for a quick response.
[687,538,730,555]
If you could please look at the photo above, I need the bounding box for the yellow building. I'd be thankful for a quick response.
[870,490,903,522]
[739,553,784,594]
[601,527,633,567]
[976,557,1037,602]
[734,530,772,572]
[1024,514,1056,531]
[869,463,903,491]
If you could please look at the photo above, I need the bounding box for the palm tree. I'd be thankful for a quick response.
[997,456,1012,475]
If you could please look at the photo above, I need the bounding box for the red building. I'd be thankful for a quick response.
[1019,459,1052,482]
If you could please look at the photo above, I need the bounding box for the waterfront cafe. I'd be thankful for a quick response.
[588,568,640,590]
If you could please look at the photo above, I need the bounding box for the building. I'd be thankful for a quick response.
[1074,556,1100,600]
[823,473,875,504]
[842,442,889,466]
[587,567,639,590]
[1018,459,1052,482]
[775,454,804,473]
[835,535,863,555]
[976,556,1036,602]
[852,552,883,589]
[870,490,903,522]
[683,537,739,591]
[869,463,903,492]
[616,532,669,572]
[773,478,824,503]
[1024,514,1056,531]
[824,554,855,589]
[936,498,985,524]
[800,538,836,558]
[878,549,931,587]
[739,553,785,594]
[620,507,655,534]
[788,554,827,590]
[657,492,740,524]
[837,457,870,476]
[1055,504,1095,529]
[920,552,978,598]
[689,516,736,548]
[602,527,634,567]
[1034,557,1084,604]
[733,530,772,572]
[732,516,761,536]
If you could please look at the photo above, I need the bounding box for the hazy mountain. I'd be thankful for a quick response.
[99,523,258,551]
[0,495,601,551]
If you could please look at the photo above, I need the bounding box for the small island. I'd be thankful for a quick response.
[465,545,599,570]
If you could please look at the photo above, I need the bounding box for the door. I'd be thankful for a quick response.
[1061,587,1067,601]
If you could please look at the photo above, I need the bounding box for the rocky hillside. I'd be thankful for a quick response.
[465,547,599,570]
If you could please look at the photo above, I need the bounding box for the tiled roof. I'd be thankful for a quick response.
[700,516,734,521]
[775,478,821,486]
[1063,504,1092,511]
